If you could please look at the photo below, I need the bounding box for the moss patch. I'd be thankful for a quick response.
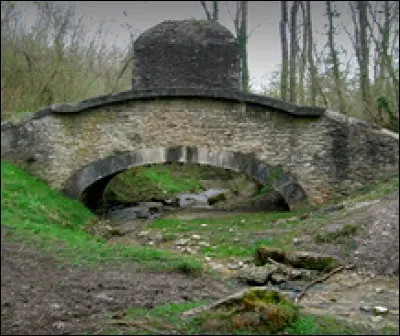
[199,289,299,334]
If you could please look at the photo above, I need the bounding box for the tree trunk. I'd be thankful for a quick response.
[326,1,346,114]
[233,1,249,92]
[239,1,249,91]
[306,1,317,105]
[200,1,219,21]
[289,1,300,103]
[280,1,289,101]
[213,0,219,21]
[357,1,372,118]
[299,1,307,105]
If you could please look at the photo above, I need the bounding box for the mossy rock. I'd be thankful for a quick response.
[286,251,341,271]
[255,246,287,265]
[255,246,341,271]
[199,289,299,334]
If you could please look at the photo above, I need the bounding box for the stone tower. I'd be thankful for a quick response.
[132,19,241,90]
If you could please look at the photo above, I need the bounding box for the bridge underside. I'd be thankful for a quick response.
[62,146,308,211]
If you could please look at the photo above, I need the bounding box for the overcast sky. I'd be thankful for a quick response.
[21,1,354,91]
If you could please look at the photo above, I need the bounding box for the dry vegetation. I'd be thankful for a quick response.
[1,1,134,121]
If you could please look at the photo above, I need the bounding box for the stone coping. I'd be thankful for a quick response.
[5,87,325,124]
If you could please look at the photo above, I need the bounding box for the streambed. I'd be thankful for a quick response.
[103,192,399,333]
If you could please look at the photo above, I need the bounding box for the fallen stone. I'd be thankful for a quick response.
[198,241,210,247]
[286,251,341,271]
[289,268,318,281]
[138,230,150,237]
[256,246,341,271]
[270,272,287,285]
[227,263,241,270]
[191,234,201,240]
[373,306,389,315]
[238,264,277,285]
[175,238,189,246]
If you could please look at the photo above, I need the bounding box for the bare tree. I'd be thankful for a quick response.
[200,1,219,21]
[368,1,399,116]
[289,1,300,103]
[306,1,317,105]
[326,1,346,114]
[280,1,289,101]
[357,1,373,118]
[298,1,308,105]
[232,1,249,91]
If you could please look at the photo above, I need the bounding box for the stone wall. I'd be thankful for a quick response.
[2,97,398,207]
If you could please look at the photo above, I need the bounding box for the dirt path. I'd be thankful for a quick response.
[1,228,235,335]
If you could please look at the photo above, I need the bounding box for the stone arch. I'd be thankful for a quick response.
[62,146,308,211]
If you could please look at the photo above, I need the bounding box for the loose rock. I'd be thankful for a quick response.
[175,238,189,246]
[373,306,389,315]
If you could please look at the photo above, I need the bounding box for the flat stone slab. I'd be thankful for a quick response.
[256,246,342,271]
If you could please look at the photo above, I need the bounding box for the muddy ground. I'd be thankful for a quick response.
[1,192,399,335]
[1,227,235,335]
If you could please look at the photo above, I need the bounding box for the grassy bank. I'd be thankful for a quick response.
[1,161,203,274]
[104,164,206,203]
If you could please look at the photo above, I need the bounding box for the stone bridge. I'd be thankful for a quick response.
[1,20,398,210]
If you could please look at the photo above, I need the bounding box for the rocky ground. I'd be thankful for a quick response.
[1,191,399,335]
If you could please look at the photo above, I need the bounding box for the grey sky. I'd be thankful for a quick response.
[21,1,354,91]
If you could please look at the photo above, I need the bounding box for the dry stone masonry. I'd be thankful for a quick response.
[1,20,398,210]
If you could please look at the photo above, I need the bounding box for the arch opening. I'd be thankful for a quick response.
[63,146,308,212]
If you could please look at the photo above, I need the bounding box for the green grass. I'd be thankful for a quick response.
[340,176,398,203]
[285,314,375,335]
[104,164,205,203]
[149,211,305,260]
[1,161,203,274]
